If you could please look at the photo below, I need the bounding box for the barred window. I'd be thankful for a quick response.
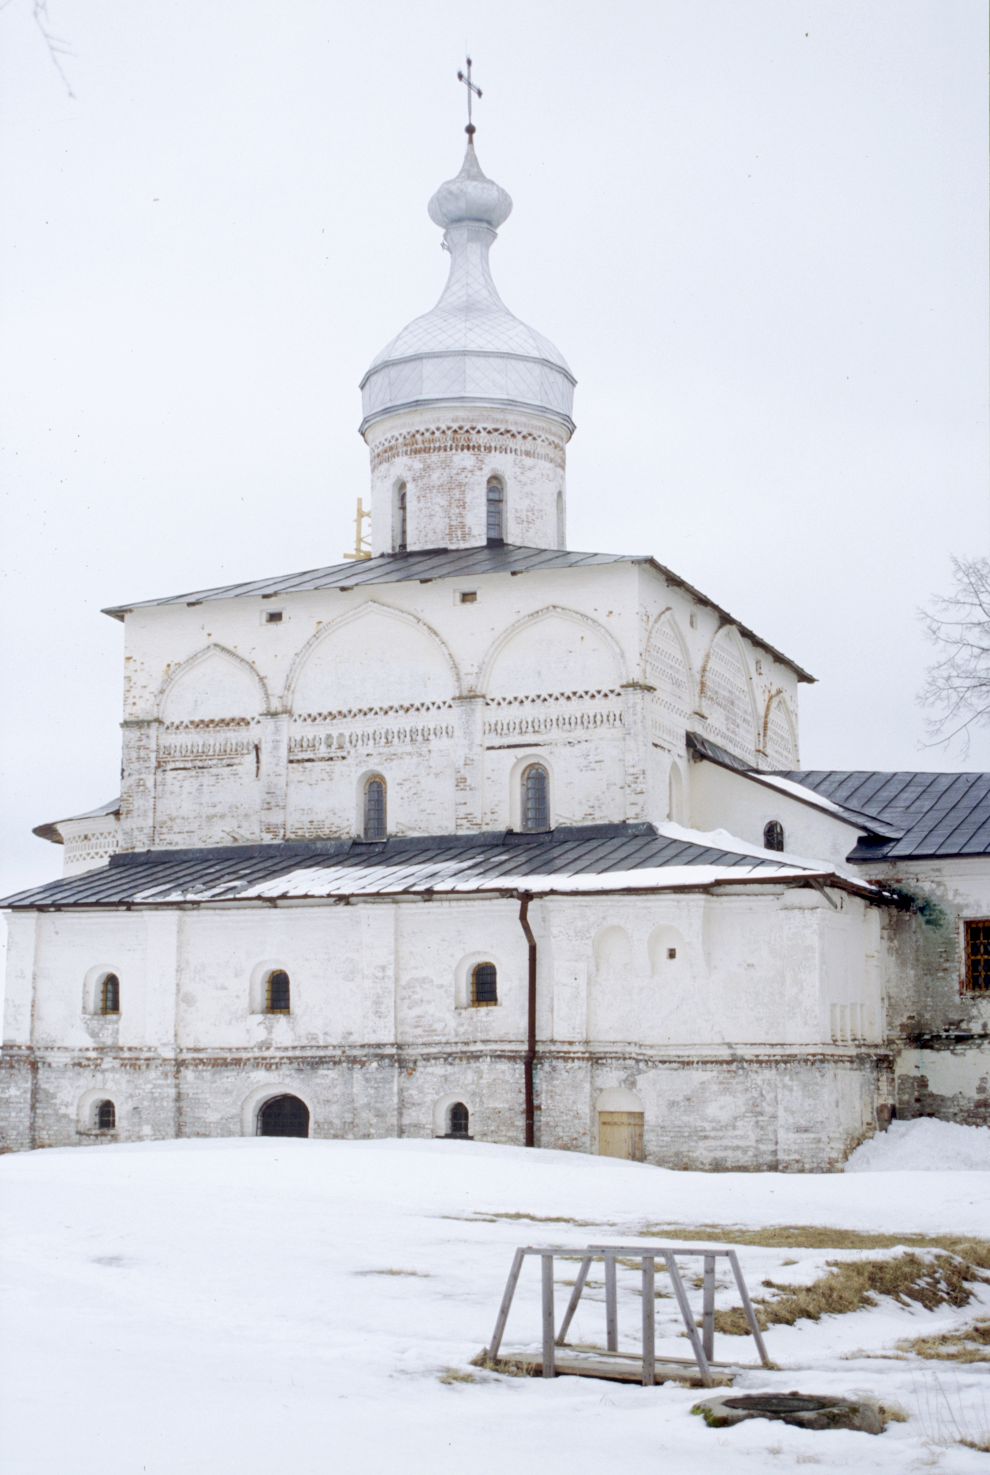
[96,1100,116,1131]
[396,482,407,552]
[763,820,785,852]
[964,921,990,993]
[364,776,387,841]
[486,477,504,543]
[449,1102,470,1138]
[471,962,498,1007]
[99,973,120,1014]
[265,969,291,1014]
[521,763,550,832]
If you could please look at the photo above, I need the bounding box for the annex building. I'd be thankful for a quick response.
[2,127,988,1169]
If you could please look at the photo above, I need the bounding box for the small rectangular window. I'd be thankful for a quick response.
[459,591,478,604]
[264,610,284,624]
[964,920,990,993]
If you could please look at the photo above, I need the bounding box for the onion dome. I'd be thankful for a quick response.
[359,140,575,434]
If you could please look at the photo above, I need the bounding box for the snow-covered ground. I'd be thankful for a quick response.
[845,1118,990,1173]
[2,1125,989,1475]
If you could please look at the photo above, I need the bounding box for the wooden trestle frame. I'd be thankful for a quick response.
[486,1243,772,1387]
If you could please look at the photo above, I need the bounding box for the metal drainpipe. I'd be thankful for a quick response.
[517,892,537,1148]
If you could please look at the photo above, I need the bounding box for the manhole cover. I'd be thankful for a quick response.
[693,1391,887,1434]
[724,1395,833,1414]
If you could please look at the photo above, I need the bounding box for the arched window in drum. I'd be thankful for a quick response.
[486,477,505,543]
[521,763,550,833]
[363,776,387,841]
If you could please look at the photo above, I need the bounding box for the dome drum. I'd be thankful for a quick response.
[365,404,568,556]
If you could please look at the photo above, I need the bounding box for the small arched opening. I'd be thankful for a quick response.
[99,972,120,1015]
[470,962,498,1007]
[520,762,550,832]
[363,775,387,841]
[486,477,505,544]
[448,1102,471,1139]
[258,1094,310,1138]
[395,481,408,553]
[264,969,291,1014]
[763,820,785,852]
[96,1099,116,1131]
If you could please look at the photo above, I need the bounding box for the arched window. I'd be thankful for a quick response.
[363,776,387,840]
[556,489,565,546]
[396,481,407,552]
[486,477,504,543]
[764,820,785,852]
[265,969,291,1014]
[96,1100,116,1131]
[521,763,550,832]
[471,962,498,1007]
[448,1102,470,1138]
[99,973,120,1015]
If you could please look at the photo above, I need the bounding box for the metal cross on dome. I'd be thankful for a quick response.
[457,56,482,137]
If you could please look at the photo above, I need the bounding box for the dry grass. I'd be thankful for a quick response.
[715,1253,988,1335]
[469,1350,536,1377]
[437,1367,478,1385]
[352,1268,431,1278]
[898,1321,990,1364]
[444,1212,599,1227]
[641,1224,990,1264]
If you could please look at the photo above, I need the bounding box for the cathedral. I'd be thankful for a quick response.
[2,120,988,1169]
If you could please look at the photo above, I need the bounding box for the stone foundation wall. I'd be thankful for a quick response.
[0,1043,888,1171]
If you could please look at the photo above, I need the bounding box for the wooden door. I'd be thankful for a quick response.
[598,1110,644,1161]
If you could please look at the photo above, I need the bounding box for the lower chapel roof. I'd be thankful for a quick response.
[0,823,875,910]
[784,770,990,862]
[688,735,990,862]
[101,543,816,684]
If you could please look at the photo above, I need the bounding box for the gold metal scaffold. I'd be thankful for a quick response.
[343,497,372,561]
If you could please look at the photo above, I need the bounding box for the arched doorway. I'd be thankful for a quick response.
[258,1094,310,1138]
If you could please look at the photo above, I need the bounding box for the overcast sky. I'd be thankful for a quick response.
[1,0,987,901]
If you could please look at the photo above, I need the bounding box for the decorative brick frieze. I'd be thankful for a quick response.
[369,422,566,473]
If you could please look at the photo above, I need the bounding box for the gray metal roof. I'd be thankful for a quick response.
[0,822,854,910]
[687,733,901,837]
[101,543,815,682]
[784,771,990,861]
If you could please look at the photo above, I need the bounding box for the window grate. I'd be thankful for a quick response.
[449,1102,470,1138]
[364,777,387,840]
[521,763,549,832]
[486,479,504,542]
[965,920,990,993]
[265,969,291,1014]
[763,820,784,852]
[96,1100,116,1130]
[471,962,498,1006]
[100,973,120,1014]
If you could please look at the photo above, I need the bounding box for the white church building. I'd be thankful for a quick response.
[2,126,988,1169]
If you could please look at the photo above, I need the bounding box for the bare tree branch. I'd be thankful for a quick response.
[7,0,77,97]
[919,555,990,755]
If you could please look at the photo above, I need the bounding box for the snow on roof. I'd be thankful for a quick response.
[32,797,121,846]
[2,822,878,910]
